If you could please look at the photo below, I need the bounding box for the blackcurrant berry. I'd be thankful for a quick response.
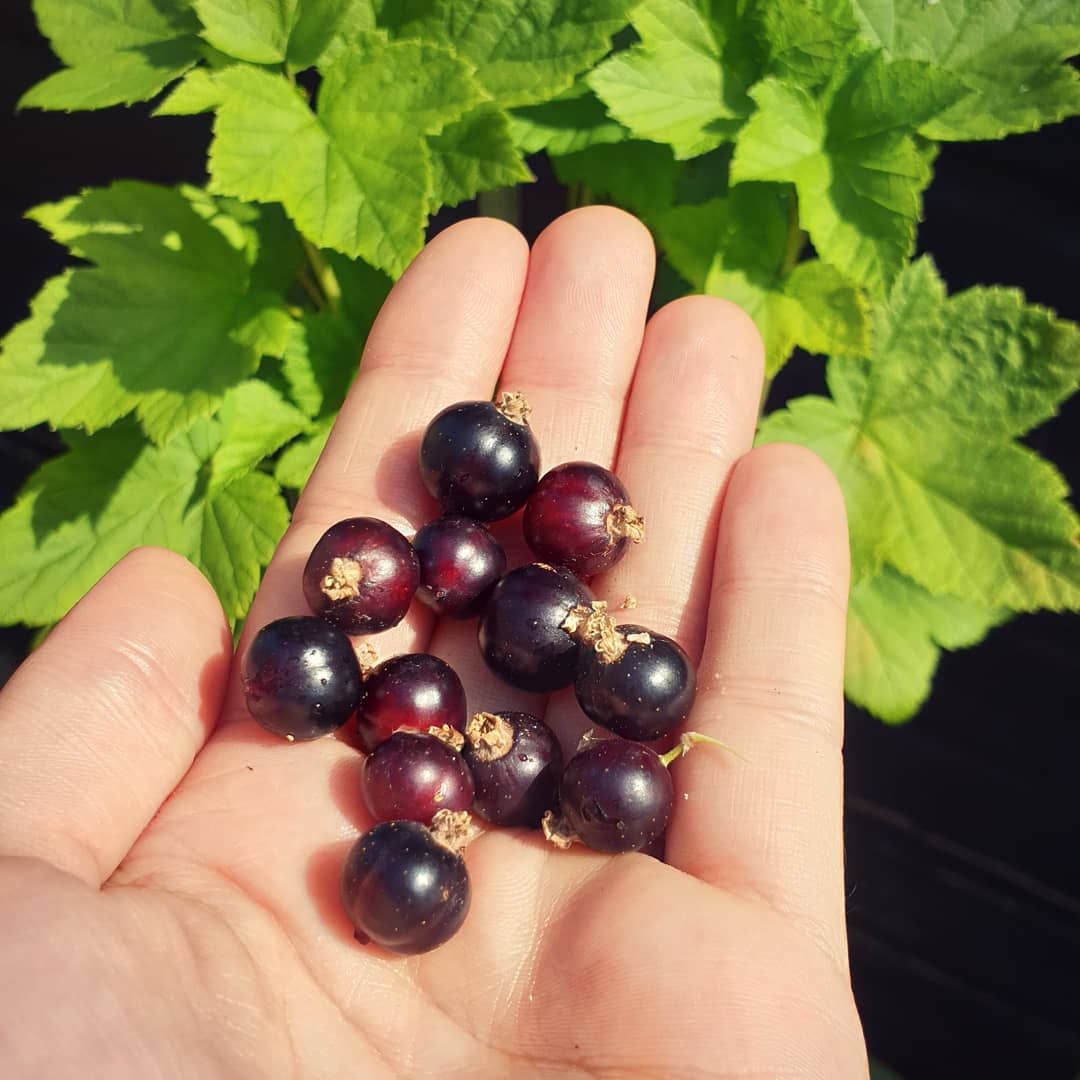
[575,625,696,742]
[242,616,362,740]
[559,738,673,854]
[362,731,475,825]
[302,517,419,634]
[418,393,540,521]
[477,563,593,692]
[340,820,470,954]
[355,653,467,753]
[523,462,644,578]
[413,516,506,619]
[462,712,562,827]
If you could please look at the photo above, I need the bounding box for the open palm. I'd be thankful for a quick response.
[0,209,867,1078]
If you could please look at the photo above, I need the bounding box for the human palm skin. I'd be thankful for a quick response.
[0,209,868,1079]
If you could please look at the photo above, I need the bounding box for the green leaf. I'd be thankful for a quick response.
[654,187,870,373]
[853,0,1080,140]
[757,260,1080,611]
[281,312,361,418]
[750,0,863,92]
[205,40,484,276]
[2,183,294,444]
[21,0,202,110]
[153,66,224,115]
[731,54,965,292]
[846,566,1006,723]
[378,0,632,107]
[0,417,290,626]
[315,0,378,68]
[551,140,679,218]
[275,415,334,490]
[510,82,628,155]
[428,105,533,210]
[588,0,762,159]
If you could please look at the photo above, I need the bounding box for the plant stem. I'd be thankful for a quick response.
[296,267,324,311]
[301,236,341,314]
[780,192,807,276]
[476,186,521,227]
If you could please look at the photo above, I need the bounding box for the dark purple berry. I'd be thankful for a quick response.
[462,712,562,827]
[355,653,467,752]
[575,625,696,742]
[302,517,419,634]
[340,820,470,954]
[362,731,475,825]
[523,462,644,578]
[560,738,673,853]
[477,563,593,692]
[418,394,540,521]
[413,516,506,619]
[242,616,362,740]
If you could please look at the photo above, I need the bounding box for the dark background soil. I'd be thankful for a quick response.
[2,9,1078,1077]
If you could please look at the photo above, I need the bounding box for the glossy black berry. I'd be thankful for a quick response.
[575,625,696,742]
[413,516,506,619]
[340,821,470,954]
[462,712,562,827]
[560,738,673,853]
[418,395,540,521]
[477,563,593,692]
[241,616,362,740]
[362,731,475,825]
[302,517,419,634]
[523,462,644,578]
[355,653,467,753]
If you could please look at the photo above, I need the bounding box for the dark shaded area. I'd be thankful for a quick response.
[2,8,1079,1077]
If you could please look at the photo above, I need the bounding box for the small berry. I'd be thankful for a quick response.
[355,653,467,753]
[523,462,644,578]
[362,731,475,825]
[462,711,562,827]
[413,516,506,619]
[418,393,540,521]
[242,616,362,740]
[340,819,470,954]
[559,738,673,854]
[302,517,419,634]
[575,624,696,742]
[477,563,593,692]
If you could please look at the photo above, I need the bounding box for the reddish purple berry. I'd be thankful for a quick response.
[413,516,506,619]
[362,731,475,825]
[462,712,562,827]
[478,563,593,692]
[560,738,673,854]
[523,462,644,578]
[242,616,361,740]
[575,625,696,742]
[355,653,467,753]
[419,394,540,521]
[302,517,419,635]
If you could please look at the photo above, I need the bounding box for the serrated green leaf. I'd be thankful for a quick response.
[588,0,761,159]
[206,40,484,276]
[749,0,863,92]
[281,312,361,418]
[757,260,1080,610]
[192,0,300,64]
[324,251,393,339]
[551,140,678,217]
[654,187,869,373]
[21,0,202,111]
[510,82,628,155]
[731,54,965,292]
[2,182,293,444]
[275,415,334,490]
[315,0,378,68]
[287,0,364,68]
[378,0,632,108]
[853,0,1080,140]
[846,566,1006,723]
[428,105,533,210]
[153,66,223,114]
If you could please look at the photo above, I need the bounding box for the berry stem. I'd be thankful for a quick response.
[659,731,748,768]
[301,235,342,314]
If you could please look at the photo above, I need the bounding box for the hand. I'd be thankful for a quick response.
[0,209,867,1078]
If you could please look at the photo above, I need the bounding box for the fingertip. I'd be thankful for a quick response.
[110,546,230,633]
[535,204,655,275]
[427,214,530,264]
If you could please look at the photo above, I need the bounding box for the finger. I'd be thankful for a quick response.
[430,207,656,717]
[0,548,232,886]
[222,218,529,723]
[664,443,851,970]
[542,295,764,750]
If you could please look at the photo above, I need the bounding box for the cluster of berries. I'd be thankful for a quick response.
[242,393,711,955]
